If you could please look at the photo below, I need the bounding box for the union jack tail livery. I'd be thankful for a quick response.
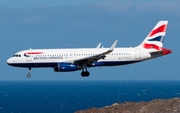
[140,21,168,51]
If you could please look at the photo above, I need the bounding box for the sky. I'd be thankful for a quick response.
[1,0,179,81]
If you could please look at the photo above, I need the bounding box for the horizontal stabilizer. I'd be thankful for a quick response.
[150,49,172,58]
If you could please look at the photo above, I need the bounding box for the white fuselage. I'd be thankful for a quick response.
[7,47,152,68]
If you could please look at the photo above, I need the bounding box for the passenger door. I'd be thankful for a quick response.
[135,49,141,59]
[26,52,32,61]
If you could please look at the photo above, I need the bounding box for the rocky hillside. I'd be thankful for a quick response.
[75,97,180,113]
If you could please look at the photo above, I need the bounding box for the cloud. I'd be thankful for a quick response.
[0,1,180,30]
[94,1,180,15]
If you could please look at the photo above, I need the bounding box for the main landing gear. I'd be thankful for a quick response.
[81,64,90,77]
[27,67,31,78]
[81,71,90,77]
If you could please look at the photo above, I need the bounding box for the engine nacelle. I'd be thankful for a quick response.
[54,63,78,72]
[91,62,104,67]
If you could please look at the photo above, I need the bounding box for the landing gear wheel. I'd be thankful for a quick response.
[81,64,90,77]
[27,74,31,78]
[81,72,84,76]
[81,71,90,77]
[86,72,90,77]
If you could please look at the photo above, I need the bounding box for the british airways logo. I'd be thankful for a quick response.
[33,56,63,60]
[24,52,63,60]
[24,52,43,57]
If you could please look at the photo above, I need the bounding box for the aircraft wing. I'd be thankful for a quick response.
[74,40,118,65]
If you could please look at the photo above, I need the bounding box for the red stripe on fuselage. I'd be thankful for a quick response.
[149,25,167,37]
[143,43,162,50]
[25,52,43,55]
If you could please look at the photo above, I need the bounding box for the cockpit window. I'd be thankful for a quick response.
[13,55,18,57]
[13,54,21,57]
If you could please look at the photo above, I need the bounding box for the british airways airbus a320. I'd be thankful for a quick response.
[7,21,171,78]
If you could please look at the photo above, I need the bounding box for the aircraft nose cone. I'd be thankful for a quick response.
[7,58,13,65]
[7,57,19,67]
[7,58,10,65]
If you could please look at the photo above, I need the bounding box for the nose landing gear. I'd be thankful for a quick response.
[27,67,31,78]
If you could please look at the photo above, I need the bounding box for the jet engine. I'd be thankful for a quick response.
[54,63,78,72]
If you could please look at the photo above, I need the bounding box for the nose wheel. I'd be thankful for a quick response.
[27,67,31,78]
[27,74,31,78]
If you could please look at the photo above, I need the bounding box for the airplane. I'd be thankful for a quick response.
[7,21,172,78]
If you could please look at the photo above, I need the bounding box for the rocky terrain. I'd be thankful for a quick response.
[75,97,180,113]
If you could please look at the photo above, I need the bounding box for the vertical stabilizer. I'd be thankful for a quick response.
[139,21,168,51]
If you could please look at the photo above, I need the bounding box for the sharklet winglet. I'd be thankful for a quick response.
[109,40,118,52]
